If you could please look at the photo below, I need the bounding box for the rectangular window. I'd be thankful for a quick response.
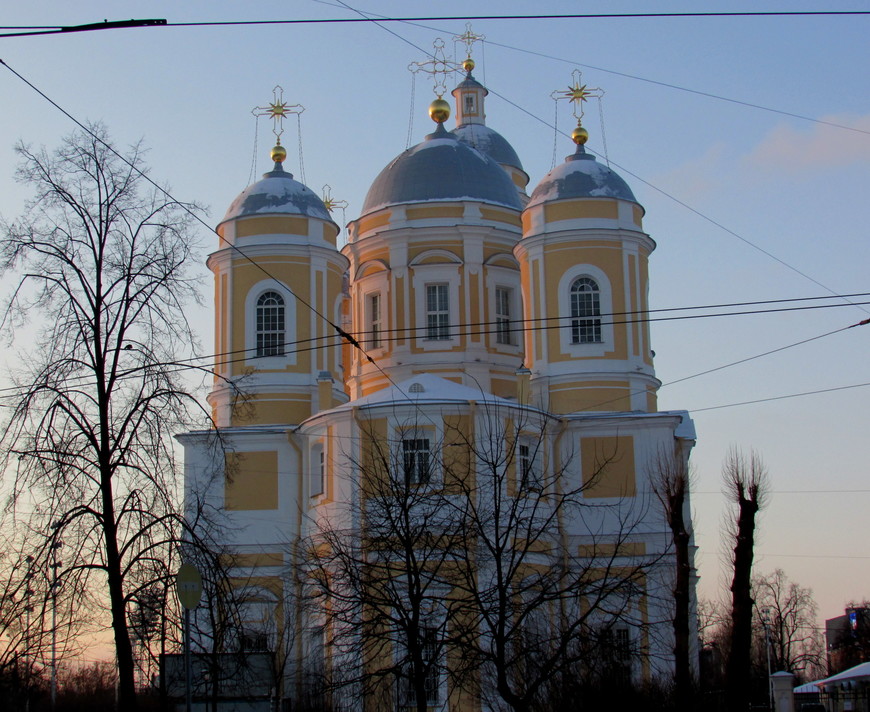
[495,286,513,345]
[402,438,431,485]
[368,293,382,348]
[518,441,541,490]
[426,284,450,340]
[397,625,440,708]
[311,445,324,497]
[615,628,631,664]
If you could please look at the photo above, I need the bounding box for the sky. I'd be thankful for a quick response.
[0,1,868,649]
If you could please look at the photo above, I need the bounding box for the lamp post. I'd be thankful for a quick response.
[761,606,773,712]
[23,555,34,712]
[50,523,63,711]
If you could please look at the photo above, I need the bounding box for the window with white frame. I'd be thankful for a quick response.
[311,443,324,497]
[495,286,513,345]
[402,437,431,485]
[368,292,382,348]
[256,291,286,356]
[426,284,450,340]
[396,624,441,708]
[518,438,542,491]
[570,277,602,344]
[464,94,476,115]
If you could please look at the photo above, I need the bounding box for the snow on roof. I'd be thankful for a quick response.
[818,662,870,687]
[340,373,513,410]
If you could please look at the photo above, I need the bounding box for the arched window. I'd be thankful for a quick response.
[256,291,285,357]
[570,277,602,344]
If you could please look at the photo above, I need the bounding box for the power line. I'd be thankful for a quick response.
[3,10,870,38]
[690,381,870,413]
[3,37,867,424]
[331,0,870,318]
[0,293,866,400]
[311,0,870,138]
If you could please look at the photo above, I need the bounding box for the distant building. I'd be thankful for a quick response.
[826,606,870,675]
[180,60,699,710]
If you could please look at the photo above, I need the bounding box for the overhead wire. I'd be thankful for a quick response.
[0,293,866,402]
[310,0,870,138]
[1,12,868,422]
[6,10,870,39]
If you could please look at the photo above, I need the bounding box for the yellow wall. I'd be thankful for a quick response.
[580,436,636,498]
[225,450,279,510]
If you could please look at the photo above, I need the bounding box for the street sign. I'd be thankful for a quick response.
[176,563,202,610]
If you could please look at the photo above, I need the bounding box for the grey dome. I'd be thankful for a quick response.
[361,124,523,215]
[451,123,524,171]
[528,145,636,208]
[221,164,334,225]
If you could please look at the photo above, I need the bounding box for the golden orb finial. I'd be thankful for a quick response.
[270,142,287,164]
[462,57,475,73]
[429,98,451,124]
[571,124,589,145]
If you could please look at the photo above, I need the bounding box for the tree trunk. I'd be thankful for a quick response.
[725,493,760,712]
[670,489,692,711]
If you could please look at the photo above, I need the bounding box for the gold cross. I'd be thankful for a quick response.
[408,38,461,98]
[454,23,485,61]
[551,69,603,122]
[321,185,348,214]
[252,86,304,142]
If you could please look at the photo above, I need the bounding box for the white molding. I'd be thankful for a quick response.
[244,278,298,368]
[557,264,614,359]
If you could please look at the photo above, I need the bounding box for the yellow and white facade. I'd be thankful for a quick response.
[180,68,698,709]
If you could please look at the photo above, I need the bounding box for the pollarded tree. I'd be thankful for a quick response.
[723,448,767,712]
[651,445,695,710]
[0,125,206,709]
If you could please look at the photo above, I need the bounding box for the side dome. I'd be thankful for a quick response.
[361,124,523,215]
[528,144,636,208]
[451,124,523,171]
[220,164,333,225]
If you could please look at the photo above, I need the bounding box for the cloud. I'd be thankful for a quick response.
[651,143,728,202]
[744,113,870,171]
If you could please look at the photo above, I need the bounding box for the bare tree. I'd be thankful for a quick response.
[305,414,462,712]
[443,407,657,712]
[651,445,694,710]
[752,569,825,681]
[0,125,205,709]
[722,448,767,712]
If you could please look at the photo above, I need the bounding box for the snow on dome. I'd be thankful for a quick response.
[528,145,637,208]
[361,125,523,216]
[451,123,524,171]
[220,166,334,224]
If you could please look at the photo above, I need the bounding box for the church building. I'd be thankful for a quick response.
[179,57,698,710]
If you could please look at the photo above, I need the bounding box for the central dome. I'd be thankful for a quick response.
[451,123,524,170]
[361,124,523,216]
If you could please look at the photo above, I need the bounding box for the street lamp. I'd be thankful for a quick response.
[50,522,63,712]
[761,606,773,712]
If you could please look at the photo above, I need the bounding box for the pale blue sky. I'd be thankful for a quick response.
[1,1,868,634]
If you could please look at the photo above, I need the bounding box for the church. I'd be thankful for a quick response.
[179,55,698,710]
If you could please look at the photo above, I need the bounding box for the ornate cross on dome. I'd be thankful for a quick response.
[408,38,460,98]
[552,69,603,122]
[454,23,485,64]
[252,85,304,143]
